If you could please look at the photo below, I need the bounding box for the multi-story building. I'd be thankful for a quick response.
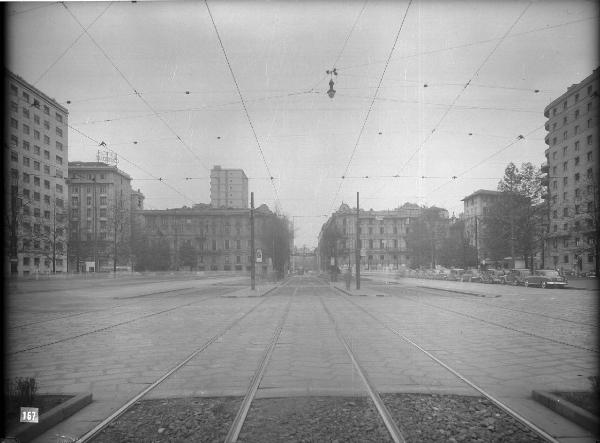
[135,203,275,273]
[318,202,423,271]
[5,70,69,276]
[210,165,248,209]
[67,161,135,272]
[543,69,599,274]
[461,189,502,264]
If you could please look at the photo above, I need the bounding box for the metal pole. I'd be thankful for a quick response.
[356,192,360,290]
[250,192,255,290]
[93,177,97,273]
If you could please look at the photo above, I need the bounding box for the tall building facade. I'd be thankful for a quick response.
[210,165,248,208]
[136,204,275,272]
[318,203,423,271]
[67,161,134,272]
[4,70,69,276]
[543,69,599,274]
[461,189,502,264]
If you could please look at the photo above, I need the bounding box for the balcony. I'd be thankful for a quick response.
[544,148,550,158]
[544,134,550,145]
[541,162,549,173]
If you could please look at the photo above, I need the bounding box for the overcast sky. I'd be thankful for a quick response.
[6,0,599,247]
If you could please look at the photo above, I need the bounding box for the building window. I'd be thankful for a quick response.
[225,240,230,250]
[55,113,63,123]
[34,145,40,155]
[56,169,63,178]
[34,192,40,201]
[87,196,92,205]
[575,205,580,214]
[587,168,593,179]
[552,137,557,146]
[587,102,592,112]
[587,135,593,145]
[43,135,50,145]
[588,118,593,128]
[23,108,30,119]
[22,156,30,167]
[552,180,557,190]
[575,188,580,198]
[563,130,567,140]
[23,124,30,134]
[23,173,30,183]
[552,151,557,160]
[588,85,593,95]
[575,173,580,182]
[33,176,40,186]
[10,84,17,95]
[56,155,63,165]
[575,109,580,119]
[99,196,107,205]
[43,165,50,174]
[43,120,49,130]
[44,180,50,189]
[44,195,50,204]
[563,101,567,110]
[34,208,40,217]
[56,127,63,137]
[563,117,567,126]
[43,105,49,115]
[575,156,580,166]
[10,118,18,129]
[56,141,63,151]
[563,177,568,185]
[563,161,568,171]
[56,184,63,193]
[99,208,107,217]
[34,114,40,124]
[563,207,569,217]
[563,146,568,156]
[23,141,30,151]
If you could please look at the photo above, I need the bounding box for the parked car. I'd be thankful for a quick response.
[502,269,532,286]
[482,269,505,284]
[461,270,483,282]
[523,269,567,288]
[447,269,465,281]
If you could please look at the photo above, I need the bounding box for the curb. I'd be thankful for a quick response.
[417,285,501,298]
[531,390,599,434]
[333,286,386,297]
[7,392,93,442]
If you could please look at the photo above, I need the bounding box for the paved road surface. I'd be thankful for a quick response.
[4,273,597,442]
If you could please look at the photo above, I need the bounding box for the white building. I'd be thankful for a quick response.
[210,165,248,209]
[5,70,69,276]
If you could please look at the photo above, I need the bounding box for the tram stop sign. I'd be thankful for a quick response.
[256,248,263,263]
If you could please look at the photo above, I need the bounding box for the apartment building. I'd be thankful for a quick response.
[136,204,275,272]
[5,70,69,276]
[67,161,135,272]
[543,69,599,274]
[210,165,249,209]
[318,202,424,271]
[461,189,502,264]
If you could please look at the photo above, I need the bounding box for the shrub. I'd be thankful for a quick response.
[7,377,38,411]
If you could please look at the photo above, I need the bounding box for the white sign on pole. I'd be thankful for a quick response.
[256,248,263,263]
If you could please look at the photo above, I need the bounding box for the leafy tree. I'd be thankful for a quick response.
[257,213,292,279]
[486,162,544,268]
[438,219,477,268]
[178,241,197,270]
[318,219,345,273]
[405,207,448,268]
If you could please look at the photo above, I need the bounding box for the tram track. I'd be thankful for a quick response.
[77,279,293,443]
[330,286,559,443]
[7,285,242,355]
[377,285,598,353]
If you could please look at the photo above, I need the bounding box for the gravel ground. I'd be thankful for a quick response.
[381,393,546,442]
[90,394,548,442]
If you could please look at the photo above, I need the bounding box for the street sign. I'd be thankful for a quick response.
[256,248,263,263]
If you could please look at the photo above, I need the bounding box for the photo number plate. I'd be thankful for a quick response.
[20,407,39,423]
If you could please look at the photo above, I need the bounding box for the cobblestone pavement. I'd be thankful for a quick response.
[4,274,597,442]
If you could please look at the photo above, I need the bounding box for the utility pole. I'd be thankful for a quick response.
[355,192,360,290]
[93,176,97,273]
[250,192,255,290]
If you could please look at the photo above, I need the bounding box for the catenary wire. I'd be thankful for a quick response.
[394,1,533,178]
[329,0,413,214]
[204,0,282,211]
[34,2,113,86]
[61,2,211,173]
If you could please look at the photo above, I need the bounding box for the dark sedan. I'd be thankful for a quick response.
[523,270,567,288]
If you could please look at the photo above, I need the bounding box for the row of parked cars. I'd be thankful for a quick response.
[403,268,568,288]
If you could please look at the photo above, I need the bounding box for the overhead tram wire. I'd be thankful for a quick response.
[425,122,545,198]
[336,14,599,72]
[204,0,282,211]
[8,2,58,16]
[67,123,195,203]
[394,1,533,178]
[34,2,113,86]
[61,2,211,173]
[329,0,413,214]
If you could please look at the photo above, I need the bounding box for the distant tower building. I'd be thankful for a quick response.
[210,165,248,208]
[4,70,69,276]
[543,69,599,274]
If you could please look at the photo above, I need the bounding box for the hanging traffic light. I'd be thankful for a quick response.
[327,79,336,99]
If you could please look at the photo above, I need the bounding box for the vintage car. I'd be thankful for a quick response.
[447,268,465,281]
[523,269,567,288]
[502,269,532,286]
[482,269,505,284]
[461,270,483,282]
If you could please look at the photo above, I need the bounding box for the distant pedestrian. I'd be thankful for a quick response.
[344,268,352,290]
